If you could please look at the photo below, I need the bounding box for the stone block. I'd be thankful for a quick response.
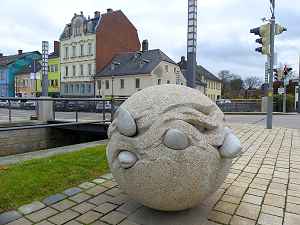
[48,209,79,225]
[25,207,58,223]
[76,211,102,224]
[101,211,127,225]
[43,194,66,206]
[63,187,82,197]
[0,211,22,225]
[18,201,45,215]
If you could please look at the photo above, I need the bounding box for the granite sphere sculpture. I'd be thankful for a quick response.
[106,85,242,211]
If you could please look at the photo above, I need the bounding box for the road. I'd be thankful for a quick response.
[225,114,300,129]
[0,108,300,129]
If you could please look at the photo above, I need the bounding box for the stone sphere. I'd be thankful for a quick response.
[106,85,241,211]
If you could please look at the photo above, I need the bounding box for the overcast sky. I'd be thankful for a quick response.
[0,0,299,79]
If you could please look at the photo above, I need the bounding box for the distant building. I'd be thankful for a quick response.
[0,50,41,97]
[95,43,186,98]
[178,56,222,101]
[197,65,222,101]
[60,9,140,97]
[14,41,60,97]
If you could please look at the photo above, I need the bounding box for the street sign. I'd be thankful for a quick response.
[278,88,285,95]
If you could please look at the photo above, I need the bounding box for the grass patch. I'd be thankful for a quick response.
[0,145,109,212]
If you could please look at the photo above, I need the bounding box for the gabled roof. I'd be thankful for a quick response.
[96,49,177,77]
[197,65,221,82]
[15,63,42,75]
[0,51,41,67]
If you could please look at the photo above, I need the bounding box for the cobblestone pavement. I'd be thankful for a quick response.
[1,124,300,225]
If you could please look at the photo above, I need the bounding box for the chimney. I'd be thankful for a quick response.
[181,56,186,63]
[0,53,3,58]
[54,41,60,56]
[94,11,101,18]
[142,40,149,52]
[18,50,23,55]
[107,8,113,13]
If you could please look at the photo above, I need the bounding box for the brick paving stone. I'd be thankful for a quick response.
[230,215,255,225]
[286,203,300,215]
[35,221,54,225]
[101,180,118,188]
[208,211,231,224]
[221,195,241,204]
[264,193,285,208]
[0,211,22,225]
[236,202,260,220]
[105,187,123,197]
[288,190,300,198]
[64,220,82,225]
[242,194,263,205]
[51,199,77,212]
[63,187,82,197]
[214,201,238,215]
[88,194,114,206]
[86,185,107,196]
[117,200,142,215]
[119,219,141,225]
[287,196,300,205]
[48,209,80,225]
[93,178,106,184]
[43,194,66,206]
[6,217,32,225]
[76,211,102,224]
[25,207,58,223]
[258,213,283,225]
[69,193,91,203]
[101,211,127,225]
[18,201,45,215]
[246,188,266,197]
[262,205,284,217]
[225,185,247,198]
[101,173,114,180]
[72,202,96,214]
[284,212,300,225]
[268,187,287,196]
[94,202,118,214]
[78,182,96,190]
[91,221,110,225]
[108,194,129,206]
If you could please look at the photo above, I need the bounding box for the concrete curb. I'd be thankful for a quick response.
[224,112,298,115]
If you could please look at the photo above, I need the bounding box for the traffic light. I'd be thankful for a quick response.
[274,69,279,81]
[275,24,287,35]
[250,24,271,55]
[283,65,292,76]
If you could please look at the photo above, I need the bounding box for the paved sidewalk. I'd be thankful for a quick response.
[1,124,300,225]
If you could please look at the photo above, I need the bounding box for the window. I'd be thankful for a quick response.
[120,79,125,89]
[65,47,69,58]
[65,66,69,76]
[88,43,92,55]
[73,65,76,76]
[70,84,74,93]
[48,66,50,72]
[97,80,101,90]
[105,80,109,89]
[174,67,177,73]
[54,80,58,87]
[75,84,79,93]
[135,78,140,89]
[165,65,169,72]
[64,84,68,93]
[81,84,85,94]
[88,64,92,75]
[0,71,4,80]
[167,80,170,84]
[87,84,91,93]
[72,46,76,57]
[80,44,84,56]
[157,79,162,85]
[80,64,84,76]
[54,65,58,72]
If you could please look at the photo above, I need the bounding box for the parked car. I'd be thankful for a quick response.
[10,100,22,109]
[0,100,9,108]
[96,101,119,113]
[24,101,37,110]
[216,99,232,104]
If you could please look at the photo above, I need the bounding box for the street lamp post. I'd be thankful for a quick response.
[267,0,276,129]
[298,55,300,113]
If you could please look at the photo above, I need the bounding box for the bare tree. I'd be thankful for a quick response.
[244,76,263,90]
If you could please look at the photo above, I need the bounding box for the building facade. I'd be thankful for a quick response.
[95,47,186,98]
[0,51,41,97]
[60,9,140,97]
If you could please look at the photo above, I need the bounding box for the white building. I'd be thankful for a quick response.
[60,11,101,97]
[95,46,186,98]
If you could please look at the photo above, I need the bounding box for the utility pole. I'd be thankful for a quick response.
[267,0,276,129]
[186,0,197,88]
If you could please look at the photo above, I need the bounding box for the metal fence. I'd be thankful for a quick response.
[0,97,126,126]
[217,99,262,112]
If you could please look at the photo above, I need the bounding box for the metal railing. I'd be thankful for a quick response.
[0,97,126,129]
[217,99,262,112]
